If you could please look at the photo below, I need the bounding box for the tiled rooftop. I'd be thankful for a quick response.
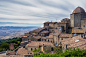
[6,51,15,55]
[26,41,54,47]
[40,30,49,34]
[33,36,41,39]
[16,48,28,55]
[62,36,86,50]
[59,33,72,38]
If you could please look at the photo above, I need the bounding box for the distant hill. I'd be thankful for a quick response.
[0,26,40,39]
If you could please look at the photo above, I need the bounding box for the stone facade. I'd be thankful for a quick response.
[70,7,86,28]
[81,19,86,29]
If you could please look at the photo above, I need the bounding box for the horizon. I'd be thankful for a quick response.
[0,0,86,27]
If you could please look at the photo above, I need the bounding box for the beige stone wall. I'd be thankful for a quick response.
[46,38,53,43]
[27,47,38,53]
[58,23,67,32]
[53,36,58,44]
[44,23,49,27]
[49,23,55,28]
[74,14,81,27]
[70,14,74,27]
[81,20,86,29]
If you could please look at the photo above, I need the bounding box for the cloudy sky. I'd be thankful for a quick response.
[0,0,86,27]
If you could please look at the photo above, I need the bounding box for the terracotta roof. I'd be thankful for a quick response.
[41,37,47,39]
[53,31,61,36]
[59,34,72,38]
[16,48,28,55]
[21,41,28,43]
[26,41,54,47]
[40,30,49,34]
[32,33,37,35]
[47,34,53,39]
[33,36,41,39]
[72,28,84,33]
[72,7,85,14]
[9,43,15,50]
[62,36,86,50]
[6,51,15,55]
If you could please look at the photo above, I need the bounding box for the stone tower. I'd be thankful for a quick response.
[70,7,86,27]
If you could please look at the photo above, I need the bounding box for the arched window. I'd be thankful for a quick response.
[31,48,33,51]
[51,47,54,51]
[48,39,49,42]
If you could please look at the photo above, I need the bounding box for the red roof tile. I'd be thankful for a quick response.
[17,48,28,55]
[26,41,54,47]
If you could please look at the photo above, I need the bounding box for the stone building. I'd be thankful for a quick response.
[61,36,86,52]
[53,33,72,46]
[70,6,86,28]
[25,41,54,54]
[72,28,85,36]
[44,21,69,33]
[61,18,70,27]
[81,18,86,29]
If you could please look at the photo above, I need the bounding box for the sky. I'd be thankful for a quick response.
[0,0,86,27]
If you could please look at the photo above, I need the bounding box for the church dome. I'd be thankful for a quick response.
[72,7,85,14]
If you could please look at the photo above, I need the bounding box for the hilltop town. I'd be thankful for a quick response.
[1,6,86,57]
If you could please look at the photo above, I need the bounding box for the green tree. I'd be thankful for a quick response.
[0,48,3,52]
[0,43,9,51]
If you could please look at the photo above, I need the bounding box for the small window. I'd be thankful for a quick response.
[77,16,78,19]
[61,38,63,40]
[31,48,33,51]
[30,53,32,54]
[48,39,49,42]
[83,25,85,27]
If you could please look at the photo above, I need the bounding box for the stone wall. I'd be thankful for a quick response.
[81,19,86,29]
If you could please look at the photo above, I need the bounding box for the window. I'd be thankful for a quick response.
[30,53,32,54]
[48,39,49,42]
[61,38,63,40]
[77,16,78,19]
[83,25,85,27]
[31,48,33,51]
